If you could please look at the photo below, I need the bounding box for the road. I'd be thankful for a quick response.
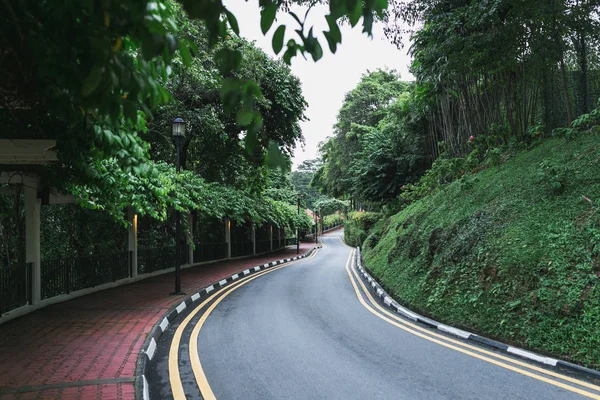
[146,231,600,399]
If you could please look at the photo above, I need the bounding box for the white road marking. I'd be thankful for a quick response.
[508,347,558,366]
[438,324,472,339]
[159,318,169,332]
[147,338,157,360]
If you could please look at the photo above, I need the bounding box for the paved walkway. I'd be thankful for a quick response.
[0,241,318,400]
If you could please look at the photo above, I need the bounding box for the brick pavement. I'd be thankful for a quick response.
[0,241,316,400]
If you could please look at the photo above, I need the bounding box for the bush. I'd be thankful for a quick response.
[323,213,344,226]
[344,211,381,247]
[536,161,568,193]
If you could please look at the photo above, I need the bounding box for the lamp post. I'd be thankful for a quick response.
[172,117,185,295]
[314,209,318,244]
[296,193,301,254]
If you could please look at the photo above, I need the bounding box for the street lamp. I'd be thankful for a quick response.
[172,117,185,295]
[315,209,318,244]
[296,193,302,254]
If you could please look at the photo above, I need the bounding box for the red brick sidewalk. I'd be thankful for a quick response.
[0,242,315,399]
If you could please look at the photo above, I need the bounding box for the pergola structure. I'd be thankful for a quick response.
[0,140,71,305]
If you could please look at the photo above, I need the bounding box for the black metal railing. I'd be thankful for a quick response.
[41,252,130,300]
[0,263,32,315]
[255,239,271,254]
[285,237,297,246]
[193,242,228,263]
[137,246,175,275]
[273,237,284,250]
[231,241,253,258]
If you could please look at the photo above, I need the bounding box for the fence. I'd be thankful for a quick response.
[1,222,299,316]
[231,241,253,258]
[193,242,228,263]
[137,246,175,275]
[40,251,131,300]
[255,239,271,254]
[0,263,32,315]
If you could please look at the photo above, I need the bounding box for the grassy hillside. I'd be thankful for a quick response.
[362,135,600,369]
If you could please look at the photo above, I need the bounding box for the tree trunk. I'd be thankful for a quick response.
[578,31,589,113]
[560,57,574,125]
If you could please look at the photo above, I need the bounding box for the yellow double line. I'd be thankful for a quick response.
[168,249,320,400]
[343,246,600,399]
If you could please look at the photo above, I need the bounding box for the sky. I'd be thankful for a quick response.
[224,1,414,170]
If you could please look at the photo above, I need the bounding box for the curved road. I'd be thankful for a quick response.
[147,231,600,399]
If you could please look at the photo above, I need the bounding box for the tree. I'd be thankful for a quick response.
[1,0,388,181]
[145,19,307,195]
[1,0,389,228]
[384,0,600,160]
[290,158,323,209]
[314,69,428,204]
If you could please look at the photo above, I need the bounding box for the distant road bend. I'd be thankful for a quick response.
[147,231,600,399]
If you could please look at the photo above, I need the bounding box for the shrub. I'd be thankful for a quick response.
[344,211,381,247]
[536,161,568,193]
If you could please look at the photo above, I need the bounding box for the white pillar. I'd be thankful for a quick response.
[186,214,194,265]
[225,217,231,259]
[252,223,256,255]
[25,186,41,305]
[127,207,138,278]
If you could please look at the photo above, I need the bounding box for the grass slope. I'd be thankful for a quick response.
[362,135,600,369]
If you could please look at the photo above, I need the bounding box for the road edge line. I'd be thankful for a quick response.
[354,247,600,383]
[135,244,322,400]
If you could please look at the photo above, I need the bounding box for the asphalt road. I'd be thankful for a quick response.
[147,231,600,399]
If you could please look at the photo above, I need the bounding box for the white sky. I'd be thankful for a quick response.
[224,1,414,169]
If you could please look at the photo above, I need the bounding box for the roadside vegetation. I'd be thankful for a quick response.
[313,0,600,368]
[364,133,600,369]
[1,0,387,263]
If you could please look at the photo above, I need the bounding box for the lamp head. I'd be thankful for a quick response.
[172,117,185,138]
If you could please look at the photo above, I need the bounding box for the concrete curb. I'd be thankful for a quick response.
[354,247,600,383]
[136,245,321,400]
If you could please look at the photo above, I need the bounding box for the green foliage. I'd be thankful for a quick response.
[323,213,345,226]
[69,159,309,232]
[344,211,381,247]
[536,161,569,194]
[399,151,467,203]
[146,23,307,191]
[0,189,24,266]
[315,70,430,203]
[385,0,600,164]
[362,134,600,369]
[314,198,349,216]
[552,98,600,140]
[1,0,389,220]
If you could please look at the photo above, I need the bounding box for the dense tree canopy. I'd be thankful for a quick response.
[316,0,600,210]
[314,69,430,204]
[145,19,307,195]
[386,0,600,159]
[290,159,323,210]
[1,0,388,182]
